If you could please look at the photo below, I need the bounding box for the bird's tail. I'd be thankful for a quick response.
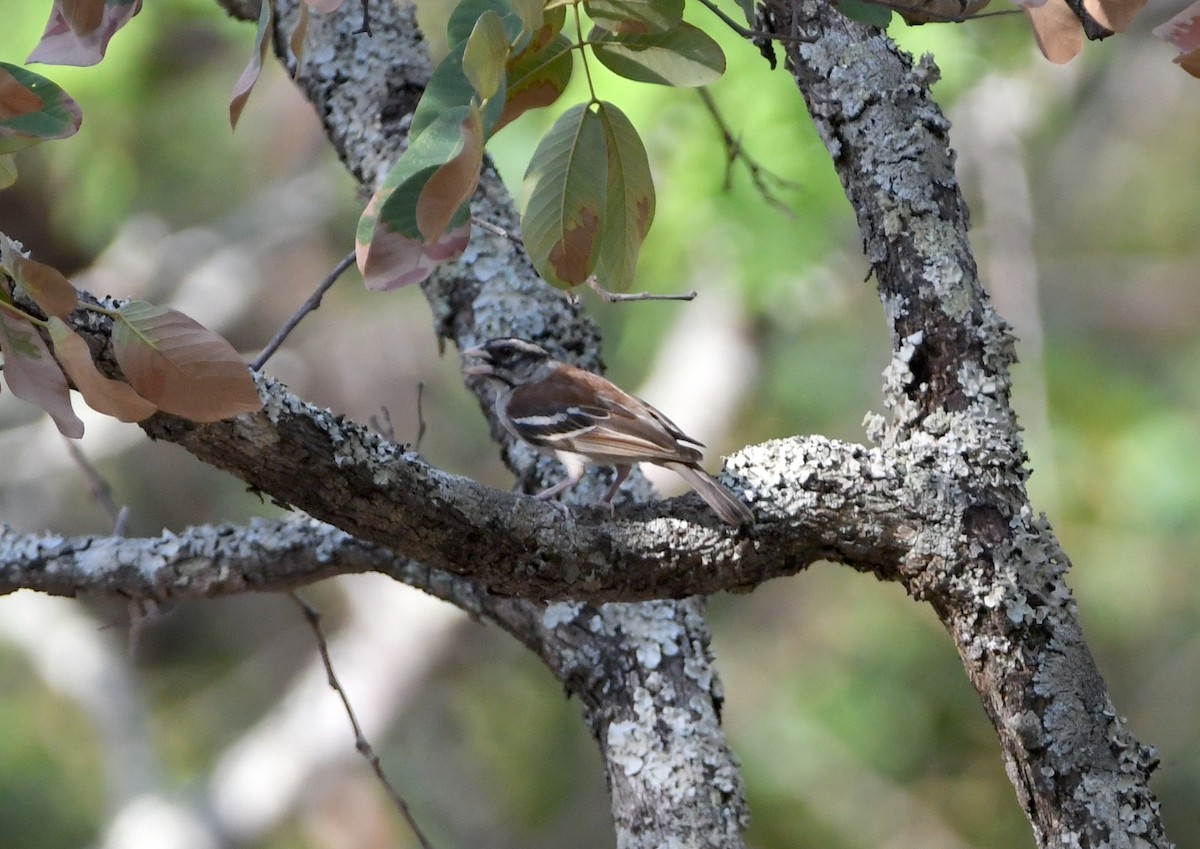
[666,463,754,527]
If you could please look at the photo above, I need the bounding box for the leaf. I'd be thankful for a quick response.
[464,11,511,101]
[229,0,273,129]
[509,0,547,40]
[290,3,310,68]
[592,101,654,292]
[589,23,726,87]
[521,103,608,288]
[1082,0,1146,32]
[1023,0,1083,63]
[1153,1,1200,52]
[0,304,84,437]
[447,0,525,47]
[411,41,506,141]
[584,0,684,34]
[27,0,144,68]
[0,63,83,155]
[47,317,157,422]
[0,154,15,189]
[111,301,262,422]
[0,233,78,317]
[355,221,472,291]
[416,106,485,242]
[61,0,108,36]
[495,33,574,132]
[838,0,893,27]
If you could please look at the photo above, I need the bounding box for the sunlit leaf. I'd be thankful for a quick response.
[1023,0,1083,63]
[593,101,654,292]
[416,106,485,242]
[0,304,84,437]
[495,33,574,131]
[522,103,608,288]
[411,41,506,141]
[47,317,157,422]
[589,23,726,87]
[356,220,472,291]
[27,0,143,67]
[229,0,273,129]
[112,301,262,422]
[584,0,684,34]
[0,63,82,155]
[464,11,511,101]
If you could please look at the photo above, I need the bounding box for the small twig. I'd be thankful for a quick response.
[470,215,523,245]
[586,276,697,303]
[64,438,123,528]
[289,592,436,849]
[697,88,800,217]
[354,0,373,35]
[694,0,817,43]
[252,250,357,371]
[415,382,427,451]
[371,406,396,442]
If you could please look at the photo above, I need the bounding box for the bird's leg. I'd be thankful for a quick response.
[600,465,633,511]
[533,454,587,515]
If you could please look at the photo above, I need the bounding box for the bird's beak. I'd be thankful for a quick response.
[462,345,493,377]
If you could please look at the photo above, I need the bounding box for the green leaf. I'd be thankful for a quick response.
[464,10,511,102]
[0,154,15,189]
[411,41,506,141]
[584,0,684,34]
[509,0,547,41]
[496,33,574,132]
[589,23,725,86]
[0,62,82,154]
[836,0,893,27]
[521,103,608,288]
[415,105,485,242]
[447,0,524,47]
[593,101,654,291]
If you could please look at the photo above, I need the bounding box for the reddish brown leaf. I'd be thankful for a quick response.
[112,301,262,423]
[13,254,78,318]
[416,107,484,243]
[47,317,157,422]
[0,305,84,437]
[229,0,273,130]
[61,0,107,36]
[0,69,44,121]
[356,221,472,290]
[1024,1,1084,64]
[1179,48,1200,77]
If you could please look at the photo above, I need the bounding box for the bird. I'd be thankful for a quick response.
[462,337,753,526]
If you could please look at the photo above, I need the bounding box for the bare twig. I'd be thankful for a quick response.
[371,406,395,442]
[64,438,123,528]
[252,250,357,371]
[470,215,522,245]
[289,592,436,849]
[587,276,697,303]
[697,88,800,217]
[354,0,373,35]
[415,382,427,451]
[695,0,816,42]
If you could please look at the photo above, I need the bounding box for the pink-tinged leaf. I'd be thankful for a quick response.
[230,0,273,130]
[0,304,84,437]
[416,106,484,243]
[112,301,262,422]
[0,234,78,317]
[304,0,345,10]
[290,3,310,68]
[28,0,144,68]
[1153,1,1200,52]
[61,0,108,36]
[0,63,82,155]
[521,103,608,288]
[1083,0,1146,32]
[356,219,471,290]
[47,317,157,422]
[1024,1,1083,63]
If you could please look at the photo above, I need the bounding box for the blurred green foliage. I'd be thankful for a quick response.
[2,1,1199,848]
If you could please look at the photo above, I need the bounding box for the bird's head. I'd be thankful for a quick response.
[462,337,554,387]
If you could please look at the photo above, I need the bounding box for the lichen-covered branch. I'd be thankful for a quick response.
[762,1,1170,845]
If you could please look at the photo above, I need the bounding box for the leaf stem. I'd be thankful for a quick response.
[572,2,599,103]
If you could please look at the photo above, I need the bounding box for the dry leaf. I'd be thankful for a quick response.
[48,317,157,422]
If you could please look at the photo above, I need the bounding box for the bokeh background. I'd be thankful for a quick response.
[2,1,1198,847]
